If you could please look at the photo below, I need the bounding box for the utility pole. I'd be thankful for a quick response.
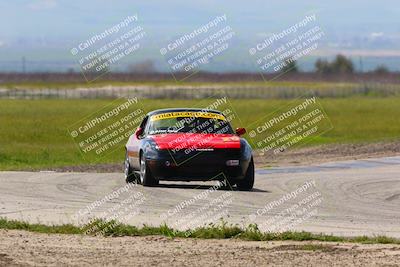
[359,56,368,93]
[359,56,363,73]
[22,56,26,73]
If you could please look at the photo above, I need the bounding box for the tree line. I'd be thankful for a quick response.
[282,54,390,74]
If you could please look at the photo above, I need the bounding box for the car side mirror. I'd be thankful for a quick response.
[235,127,246,136]
[135,127,144,139]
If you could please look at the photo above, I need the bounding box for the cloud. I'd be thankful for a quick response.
[256,32,269,38]
[370,32,384,38]
[28,0,57,10]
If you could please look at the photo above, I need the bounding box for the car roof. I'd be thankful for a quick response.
[147,108,223,116]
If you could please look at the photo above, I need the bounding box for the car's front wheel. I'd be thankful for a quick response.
[139,155,158,186]
[236,158,254,191]
[125,151,137,183]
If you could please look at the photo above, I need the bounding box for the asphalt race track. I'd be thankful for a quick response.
[0,156,399,238]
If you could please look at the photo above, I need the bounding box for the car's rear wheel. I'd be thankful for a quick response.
[140,155,158,186]
[236,158,254,191]
[125,151,137,183]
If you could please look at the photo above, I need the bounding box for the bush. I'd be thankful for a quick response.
[373,65,389,74]
[315,54,354,74]
[281,57,298,73]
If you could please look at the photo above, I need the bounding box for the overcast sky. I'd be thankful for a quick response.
[1,0,399,71]
[2,1,398,40]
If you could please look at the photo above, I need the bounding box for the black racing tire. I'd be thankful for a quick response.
[124,151,138,183]
[236,158,254,191]
[139,154,158,186]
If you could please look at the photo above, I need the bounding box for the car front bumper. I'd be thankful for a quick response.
[145,149,250,181]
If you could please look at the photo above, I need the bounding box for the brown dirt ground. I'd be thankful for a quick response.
[254,140,400,167]
[0,230,399,266]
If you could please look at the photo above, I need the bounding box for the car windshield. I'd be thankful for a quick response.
[146,111,234,135]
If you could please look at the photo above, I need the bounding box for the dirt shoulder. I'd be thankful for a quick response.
[1,230,399,267]
[43,141,400,172]
[254,140,400,167]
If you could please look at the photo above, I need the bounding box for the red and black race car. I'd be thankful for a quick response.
[124,108,254,190]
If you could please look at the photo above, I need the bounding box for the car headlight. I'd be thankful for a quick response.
[145,140,159,153]
[226,159,240,166]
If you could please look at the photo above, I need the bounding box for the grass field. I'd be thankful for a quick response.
[0,97,399,170]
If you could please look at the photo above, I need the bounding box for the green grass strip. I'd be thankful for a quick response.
[1,218,399,244]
